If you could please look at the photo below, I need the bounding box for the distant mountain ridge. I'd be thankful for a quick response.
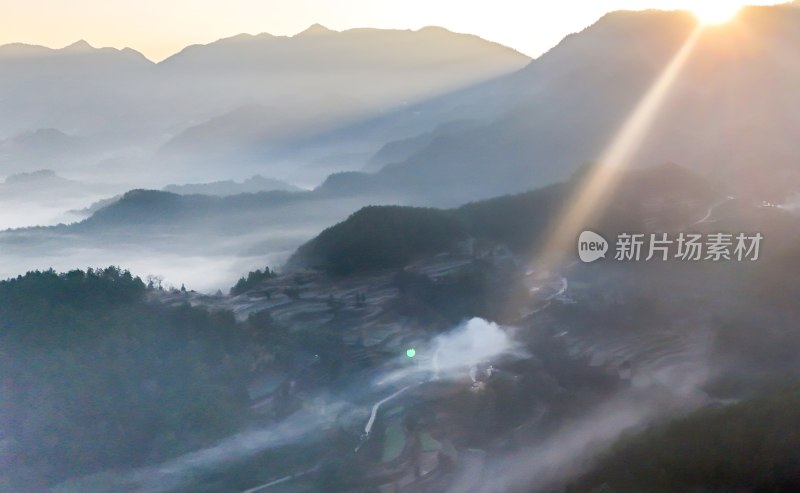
[289,163,719,274]
[160,24,526,70]
[0,39,151,62]
[327,4,800,204]
[163,175,301,196]
[0,25,530,184]
[5,5,800,220]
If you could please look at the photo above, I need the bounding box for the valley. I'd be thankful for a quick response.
[3,3,800,492]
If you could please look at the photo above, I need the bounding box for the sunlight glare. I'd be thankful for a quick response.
[692,2,745,24]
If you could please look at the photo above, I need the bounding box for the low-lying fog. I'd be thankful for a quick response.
[0,244,285,292]
[0,191,394,291]
[0,170,128,229]
[0,226,295,291]
[51,316,716,493]
[0,127,418,289]
[56,318,535,492]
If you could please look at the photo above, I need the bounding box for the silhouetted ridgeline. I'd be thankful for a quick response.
[5,5,800,207]
[317,6,800,205]
[163,175,301,196]
[76,188,308,228]
[0,26,529,184]
[289,163,716,275]
[290,206,468,275]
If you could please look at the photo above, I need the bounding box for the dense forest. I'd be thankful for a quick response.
[289,163,716,275]
[289,205,468,275]
[0,268,287,490]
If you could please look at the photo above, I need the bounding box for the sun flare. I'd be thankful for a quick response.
[692,2,746,24]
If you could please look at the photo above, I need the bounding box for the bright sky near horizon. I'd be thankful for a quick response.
[0,0,787,61]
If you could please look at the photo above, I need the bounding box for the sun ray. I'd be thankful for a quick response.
[533,25,704,274]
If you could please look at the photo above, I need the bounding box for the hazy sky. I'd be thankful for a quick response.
[0,1,787,61]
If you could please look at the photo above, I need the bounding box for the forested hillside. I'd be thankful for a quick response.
[0,268,277,489]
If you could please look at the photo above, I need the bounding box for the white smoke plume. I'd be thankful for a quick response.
[377,317,529,386]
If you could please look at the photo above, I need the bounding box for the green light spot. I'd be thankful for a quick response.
[406,348,416,358]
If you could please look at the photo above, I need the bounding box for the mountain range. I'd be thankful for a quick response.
[5,5,800,201]
[6,6,800,493]
[4,4,800,287]
[323,3,800,205]
[0,26,529,185]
